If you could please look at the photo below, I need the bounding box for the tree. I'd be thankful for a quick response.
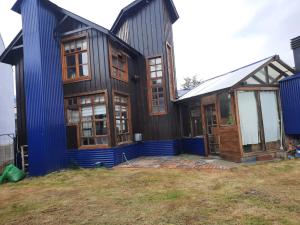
[182,75,203,90]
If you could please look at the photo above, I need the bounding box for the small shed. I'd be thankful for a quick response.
[178,55,294,162]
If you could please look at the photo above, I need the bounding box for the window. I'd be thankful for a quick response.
[114,93,132,144]
[166,43,176,100]
[109,43,128,82]
[147,56,167,115]
[65,93,109,148]
[219,92,234,125]
[62,35,90,82]
[190,108,203,137]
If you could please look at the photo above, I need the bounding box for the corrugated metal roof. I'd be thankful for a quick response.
[178,56,274,101]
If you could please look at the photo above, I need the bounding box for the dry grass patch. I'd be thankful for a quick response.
[0,160,299,225]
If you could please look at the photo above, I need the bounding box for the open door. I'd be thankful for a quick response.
[204,104,220,154]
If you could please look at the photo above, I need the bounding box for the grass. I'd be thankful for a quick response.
[0,160,299,225]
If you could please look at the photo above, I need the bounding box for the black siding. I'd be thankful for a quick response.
[115,0,180,140]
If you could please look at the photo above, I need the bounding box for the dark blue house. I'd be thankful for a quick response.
[0,0,206,176]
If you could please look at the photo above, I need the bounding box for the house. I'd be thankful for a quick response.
[0,34,15,170]
[0,0,186,176]
[178,55,294,162]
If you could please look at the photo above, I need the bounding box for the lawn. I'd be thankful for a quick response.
[0,160,299,225]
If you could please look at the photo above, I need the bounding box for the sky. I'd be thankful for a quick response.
[0,0,299,87]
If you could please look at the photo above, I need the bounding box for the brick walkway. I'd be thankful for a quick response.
[117,155,239,170]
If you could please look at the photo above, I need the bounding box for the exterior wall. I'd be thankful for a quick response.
[0,36,15,138]
[20,0,67,176]
[280,75,300,135]
[115,0,180,141]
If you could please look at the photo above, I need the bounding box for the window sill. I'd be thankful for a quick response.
[78,144,110,150]
[116,141,133,146]
[149,111,168,116]
[63,76,92,84]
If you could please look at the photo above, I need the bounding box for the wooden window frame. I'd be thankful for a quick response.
[61,33,91,84]
[64,90,111,150]
[166,42,176,101]
[113,91,133,145]
[146,55,168,116]
[109,42,129,82]
[190,107,203,137]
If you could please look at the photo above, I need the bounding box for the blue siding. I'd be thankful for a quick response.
[181,138,206,156]
[67,149,115,168]
[21,0,67,176]
[139,140,179,156]
[280,74,300,135]
[114,144,139,165]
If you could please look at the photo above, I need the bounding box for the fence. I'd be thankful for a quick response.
[0,134,15,173]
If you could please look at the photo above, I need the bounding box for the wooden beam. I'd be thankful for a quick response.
[54,15,69,32]
[60,27,91,37]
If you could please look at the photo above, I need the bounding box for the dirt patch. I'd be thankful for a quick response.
[117,155,239,170]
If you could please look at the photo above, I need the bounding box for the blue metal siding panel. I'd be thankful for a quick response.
[114,144,139,165]
[21,0,67,176]
[181,138,205,156]
[280,75,300,135]
[139,140,179,156]
[67,149,115,168]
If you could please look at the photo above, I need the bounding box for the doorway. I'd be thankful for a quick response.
[204,104,220,154]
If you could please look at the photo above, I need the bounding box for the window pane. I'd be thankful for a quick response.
[156,65,162,71]
[94,95,105,103]
[156,71,162,77]
[67,67,76,79]
[70,42,75,52]
[78,52,88,65]
[81,97,91,105]
[219,92,233,125]
[82,122,93,137]
[79,65,89,77]
[67,109,79,123]
[254,68,267,83]
[268,66,280,80]
[81,106,93,121]
[150,65,156,72]
[94,105,106,119]
[64,43,70,53]
[76,40,82,51]
[156,58,162,64]
[66,55,76,66]
[95,137,108,145]
[82,40,87,50]
[149,59,156,65]
[95,121,107,135]
[151,72,156,78]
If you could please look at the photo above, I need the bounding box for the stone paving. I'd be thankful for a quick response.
[117,154,239,170]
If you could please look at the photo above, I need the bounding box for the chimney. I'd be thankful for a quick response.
[291,36,300,73]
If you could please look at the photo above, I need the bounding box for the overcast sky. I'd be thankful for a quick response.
[0,0,299,86]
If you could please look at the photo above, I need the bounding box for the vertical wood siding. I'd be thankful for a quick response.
[115,0,180,141]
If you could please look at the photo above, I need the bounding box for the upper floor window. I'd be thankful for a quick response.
[147,56,167,115]
[61,35,90,83]
[65,93,109,149]
[109,43,128,82]
[166,43,176,100]
[114,93,132,144]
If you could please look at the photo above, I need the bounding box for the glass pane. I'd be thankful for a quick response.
[79,65,89,77]
[76,40,82,51]
[81,97,91,105]
[82,122,93,137]
[219,92,233,125]
[152,79,162,85]
[82,40,88,50]
[254,68,267,83]
[151,72,156,78]
[95,121,107,135]
[95,137,108,145]
[66,55,76,66]
[70,42,75,52]
[78,52,88,65]
[158,105,165,112]
[245,77,260,85]
[64,43,70,53]
[156,71,162,77]
[67,110,79,123]
[268,66,280,80]
[116,119,121,132]
[149,59,156,65]
[94,105,106,119]
[156,65,162,71]
[67,67,76,79]
[155,58,162,64]
[271,61,293,75]
[94,95,105,103]
[81,106,93,121]
[150,65,156,72]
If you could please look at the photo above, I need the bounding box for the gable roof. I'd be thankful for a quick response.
[0,30,23,64]
[178,56,280,101]
[10,0,141,57]
[111,0,179,33]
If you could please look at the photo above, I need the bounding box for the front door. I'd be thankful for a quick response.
[204,104,220,154]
